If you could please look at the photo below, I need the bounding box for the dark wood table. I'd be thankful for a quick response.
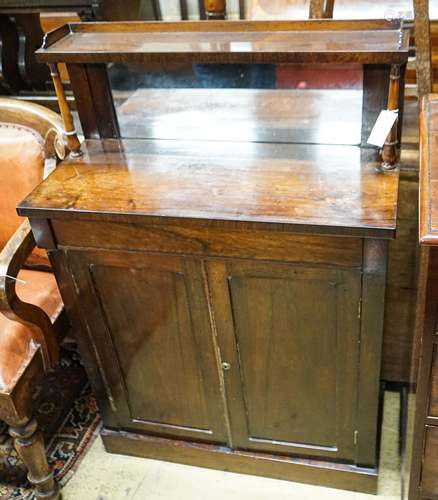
[0,2,95,93]
[18,19,409,494]
[0,0,152,94]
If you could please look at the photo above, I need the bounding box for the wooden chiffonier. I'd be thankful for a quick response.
[409,95,438,500]
[17,20,409,493]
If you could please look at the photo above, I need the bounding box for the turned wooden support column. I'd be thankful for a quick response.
[382,64,401,169]
[9,417,60,500]
[309,0,335,19]
[49,63,82,158]
[204,0,226,19]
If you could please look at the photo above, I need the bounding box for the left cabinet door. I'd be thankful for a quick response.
[66,249,228,444]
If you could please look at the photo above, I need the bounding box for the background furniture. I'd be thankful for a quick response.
[19,19,408,493]
[0,2,95,94]
[0,0,154,96]
[0,98,67,500]
[405,3,438,500]
[408,94,438,500]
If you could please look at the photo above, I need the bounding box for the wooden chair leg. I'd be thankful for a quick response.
[9,417,60,500]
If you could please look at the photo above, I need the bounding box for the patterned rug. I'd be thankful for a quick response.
[0,346,101,499]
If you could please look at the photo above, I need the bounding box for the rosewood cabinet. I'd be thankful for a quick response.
[18,19,409,493]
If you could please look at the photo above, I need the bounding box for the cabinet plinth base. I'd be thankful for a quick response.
[101,428,378,494]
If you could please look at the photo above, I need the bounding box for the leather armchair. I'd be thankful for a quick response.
[0,98,69,500]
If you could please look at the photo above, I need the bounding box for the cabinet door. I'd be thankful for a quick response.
[67,250,228,444]
[207,260,361,462]
[420,426,438,499]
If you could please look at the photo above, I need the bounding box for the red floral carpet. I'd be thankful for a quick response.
[0,347,101,499]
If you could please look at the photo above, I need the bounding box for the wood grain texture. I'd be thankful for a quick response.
[66,250,228,443]
[9,417,59,500]
[207,259,361,462]
[361,65,390,145]
[428,344,438,417]
[382,169,418,383]
[0,0,92,9]
[35,20,410,65]
[66,63,99,138]
[408,245,438,499]
[409,247,433,500]
[419,94,438,245]
[355,239,387,467]
[414,0,433,98]
[17,139,399,238]
[51,219,363,267]
[85,64,119,138]
[101,428,378,494]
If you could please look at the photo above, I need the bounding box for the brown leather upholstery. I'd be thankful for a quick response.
[0,118,64,391]
[0,270,62,392]
[0,123,49,267]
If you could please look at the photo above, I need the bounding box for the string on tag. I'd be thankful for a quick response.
[0,275,27,285]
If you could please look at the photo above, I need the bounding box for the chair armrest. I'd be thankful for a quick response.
[0,221,59,368]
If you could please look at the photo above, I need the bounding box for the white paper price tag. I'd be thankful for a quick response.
[367,110,398,148]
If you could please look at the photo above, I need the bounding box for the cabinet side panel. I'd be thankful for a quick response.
[355,239,387,467]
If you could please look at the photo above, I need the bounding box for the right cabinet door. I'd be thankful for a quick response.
[207,259,362,462]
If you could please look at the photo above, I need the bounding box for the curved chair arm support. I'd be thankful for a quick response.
[0,98,69,160]
[0,221,58,368]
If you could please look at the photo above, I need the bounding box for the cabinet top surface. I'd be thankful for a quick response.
[37,19,409,64]
[420,95,438,246]
[18,139,399,238]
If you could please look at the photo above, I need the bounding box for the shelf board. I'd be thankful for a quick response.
[37,19,410,65]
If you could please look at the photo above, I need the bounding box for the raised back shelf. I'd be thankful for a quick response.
[38,19,410,64]
[38,19,410,147]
